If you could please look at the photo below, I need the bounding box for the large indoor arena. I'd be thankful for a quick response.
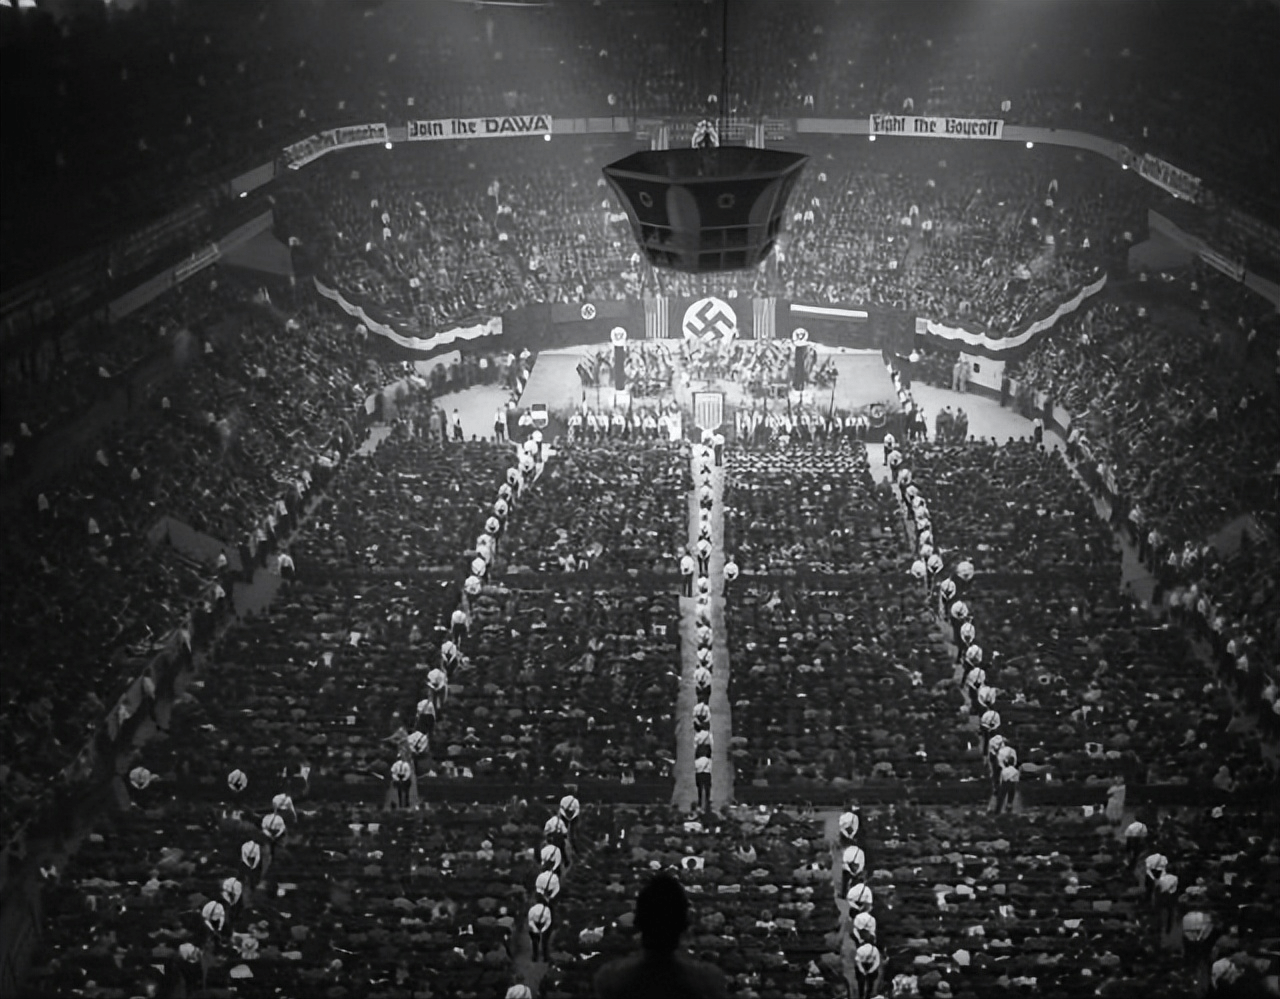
[1,2,1278,998]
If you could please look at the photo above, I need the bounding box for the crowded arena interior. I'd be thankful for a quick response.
[2,0,1279,997]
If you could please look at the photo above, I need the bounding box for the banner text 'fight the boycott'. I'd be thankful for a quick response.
[869,114,1004,140]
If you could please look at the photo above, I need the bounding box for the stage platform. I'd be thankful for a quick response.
[518,343,900,418]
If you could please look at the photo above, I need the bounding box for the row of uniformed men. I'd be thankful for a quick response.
[689,443,721,813]
[690,448,719,806]
[400,439,547,777]
[891,430,1023,814]
[1123,820,1222,972]
[734,407,879,445]
[448,438,576,989]
[520,792,582,979]
[836,808,887,997]
[567,407,678,441]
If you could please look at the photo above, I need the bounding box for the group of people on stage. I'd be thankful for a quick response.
[733,404,893,448]
[567,402,683,444]
[678,338,839,399]
[686,339,795,397]
[578,342,677,398]
[577,338,849,412]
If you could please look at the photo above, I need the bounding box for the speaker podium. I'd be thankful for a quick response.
[603,146,808,273]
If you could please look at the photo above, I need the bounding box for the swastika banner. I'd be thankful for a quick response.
[680,296,743,341]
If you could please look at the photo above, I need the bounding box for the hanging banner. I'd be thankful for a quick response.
[869,114,1004,140]
[283,123,389,170]
[550,299,630,324]
[752,297,777,340]
[1136,154,1201,204]
[1199,246,1245,282]
[681,296,739,341]
[173,242,221,284]
[613,343,627,390]
[406,114,554,142]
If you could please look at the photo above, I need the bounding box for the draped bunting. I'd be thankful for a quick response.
[312,275,502,359]
[917,272,1109,359]
[311,269,1107,365]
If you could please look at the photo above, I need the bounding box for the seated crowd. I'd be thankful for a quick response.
[1007,266,1279,550]
[32,788,863,999]
[0,273,390,851]
[903,263,1279,760]
[710,404,1278,993]
[772,141,1144,333]
[899,437,1269,787]
[724,442,897,576]
[876,381,1277,994]
[1,278,267,474]
[34,792,543,998]
[999,266,1280,717]
[723,440,957,788]
[24,401,703,996]
[275,142,636,330]
[854,800,1280,999]
[10,303,1278,999]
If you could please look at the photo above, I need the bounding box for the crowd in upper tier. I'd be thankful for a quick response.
[1004,265,1280,673]
[4,0,1277,288]
[274,138,1151,342]
[1008,266,1279,545]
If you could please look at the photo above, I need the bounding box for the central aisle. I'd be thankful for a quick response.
[672,443,735,813]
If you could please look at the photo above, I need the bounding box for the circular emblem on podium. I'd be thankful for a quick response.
[610,326,628,346]
[717,192,736,209]
[791,327,810,344]
[580,303,596,320]
[638,191,654,208]
[682,296,738,340]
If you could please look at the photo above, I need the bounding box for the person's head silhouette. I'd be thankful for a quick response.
[636,873,690,952]
[596,872,726,997]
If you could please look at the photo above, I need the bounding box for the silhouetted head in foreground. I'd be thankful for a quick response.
[636,873,690,952]
[596,863,726,996]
